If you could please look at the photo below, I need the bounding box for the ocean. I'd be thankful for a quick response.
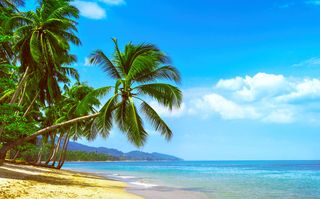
[63,160,320,199]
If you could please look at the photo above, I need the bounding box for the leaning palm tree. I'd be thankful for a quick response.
[89,38,182,146]
[0,39,182,164]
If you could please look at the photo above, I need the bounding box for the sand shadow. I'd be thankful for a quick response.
[0,164,122,190]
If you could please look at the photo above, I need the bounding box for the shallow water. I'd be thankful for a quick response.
[63,160,320,199]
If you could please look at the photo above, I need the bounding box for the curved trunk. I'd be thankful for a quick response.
[50,133,64,166]
[0,112,99,166]
[57,134,70,169]
[23,91,39,117]
[10,66,29,104]
[44,133,56,165]
[13,151,20,161]
[35,149,42,165]
[0,144,10,165]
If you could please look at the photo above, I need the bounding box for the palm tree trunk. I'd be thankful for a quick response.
[35,149,42,165]
[13,151,20,161]
[0,144,10,165]
[45,133,56,165]
[23,91,39,117]
[0,112,99,166]
[10,66,29,104]
[18,82,27,105]
[50,133,64,166]
[57,134,70,169]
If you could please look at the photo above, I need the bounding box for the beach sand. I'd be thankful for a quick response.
[127,185,209,199]
[0,163,143,199]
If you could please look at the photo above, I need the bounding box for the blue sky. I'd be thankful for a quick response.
[27,0,320,160]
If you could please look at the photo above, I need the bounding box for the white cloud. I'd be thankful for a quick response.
[217,73,290,102]
[99,0,125,5]
[199,93,259,120]
[72,1,106,19]
[171,73,320,124]
[216,76,244,91]
[277,78,320,102]
[262,109,295,124]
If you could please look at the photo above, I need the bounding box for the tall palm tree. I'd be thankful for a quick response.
[89,38,182,147]
[0,39,182,165]
[7,0,80,104]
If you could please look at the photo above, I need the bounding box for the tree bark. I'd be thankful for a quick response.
[18,82,27,106]
[0,144,9,165]
[35,149,42,165]
[23,91,39,117]
[10,66,29,104]
[0,112,100,166]
[57,134,70,169]
[45,133,56,165]
[50,133,64,166]
[13,151,20,161]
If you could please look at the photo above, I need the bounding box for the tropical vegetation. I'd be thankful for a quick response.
[0,0,182,168]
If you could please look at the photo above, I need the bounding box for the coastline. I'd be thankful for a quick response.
[0,163,142,199]
[0,163,208,199]
[64,166,209,199]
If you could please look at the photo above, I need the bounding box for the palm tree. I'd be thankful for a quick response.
[0,39,182,165]
[89,38,182,147]
[0,0,24,10]
[37,83,100,167]
[7,0,80,104]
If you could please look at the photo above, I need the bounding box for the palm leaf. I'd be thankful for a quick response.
[140,100,172,140]
[134,65,181,84]
[89,50,121,79]
[135,83,182,109]
[122,98,147,147]
[76,86,112,116]
[94,94,118,138]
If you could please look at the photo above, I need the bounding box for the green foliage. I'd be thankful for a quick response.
[0,0,182,168]
[65,150,118,161]
[89,39,182,147]
[0,103,37,142]
[8,0,81,104]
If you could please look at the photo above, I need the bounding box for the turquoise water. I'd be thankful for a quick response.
[63,161,320,198]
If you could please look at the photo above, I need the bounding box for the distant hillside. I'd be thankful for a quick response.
[67,141,182,161]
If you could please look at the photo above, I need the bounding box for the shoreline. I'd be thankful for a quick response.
[64,167,209,199]
[0,163,208,199]
[0,163,142,199]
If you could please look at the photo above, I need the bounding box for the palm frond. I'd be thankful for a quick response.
[89,50,121,79]
[135,83,182,109]
[121,98,147,147]
[94,94,118,138]
[76,86,112,116]
[140,100,172,140]
[134,65,181,84]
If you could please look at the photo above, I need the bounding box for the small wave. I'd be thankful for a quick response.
[131,181,158,188]
[117,175,136,179]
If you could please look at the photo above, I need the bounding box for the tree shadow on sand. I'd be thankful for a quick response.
[0,163,121,189]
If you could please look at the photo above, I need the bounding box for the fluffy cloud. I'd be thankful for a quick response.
[99,0,125,5]
[196,93,259,120]
[165,73,320,124]
[216,73,289,102]
[72,1,106,19]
